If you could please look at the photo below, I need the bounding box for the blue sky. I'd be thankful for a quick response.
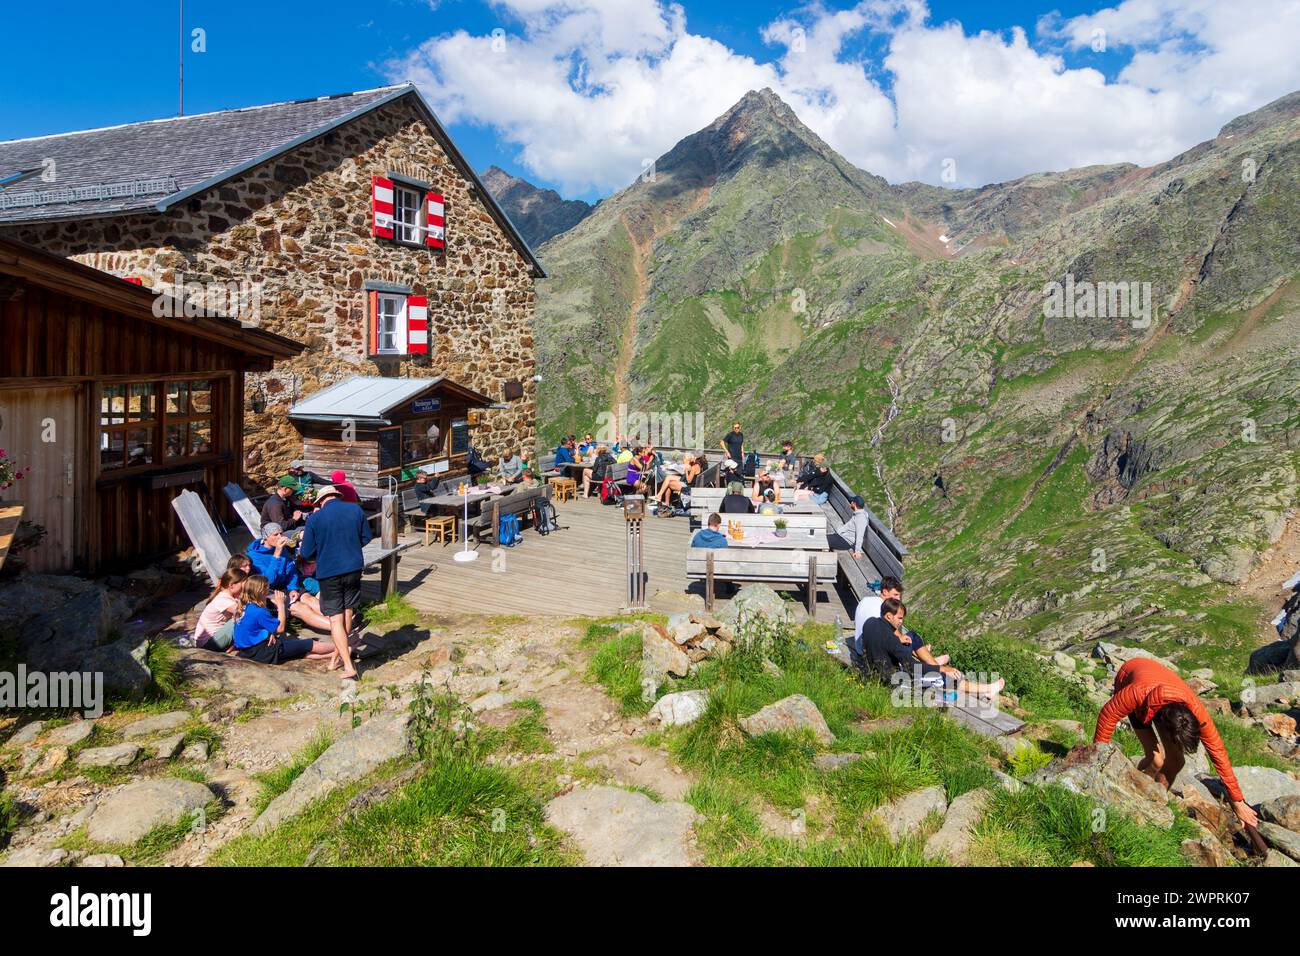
[3,1,1297,200]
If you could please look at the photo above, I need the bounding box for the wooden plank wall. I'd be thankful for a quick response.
[1,282,255,571]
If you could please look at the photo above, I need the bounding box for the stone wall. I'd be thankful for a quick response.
[1,95,537,486]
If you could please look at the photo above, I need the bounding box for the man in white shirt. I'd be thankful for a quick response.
[854,576,902,648]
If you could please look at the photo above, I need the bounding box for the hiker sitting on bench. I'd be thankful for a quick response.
[691,513,729,548]
[835,495,870,560]
[261,477,307,531]
[283,459,326,495]
[852,577,946,663]
[248,523,332,632]
[582,445,614,497]
[231,575,335,666]
[720,480,754,514]
[499,448,525,485]
[1095,657,1256,827]
[860,599,1002,698]
[413,471,439,514]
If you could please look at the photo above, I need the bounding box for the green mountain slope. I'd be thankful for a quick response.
[534,88,1300,672]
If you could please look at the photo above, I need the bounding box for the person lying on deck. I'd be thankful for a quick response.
[836,495,870,560]
[720,481,754,514]
[248,523,332,632]
[691,513,729,548]
[859,599,1002,698]
[1094,657,1257,827]
[260,477,307,532]
[231,575,335,666]
[192,567,248,652]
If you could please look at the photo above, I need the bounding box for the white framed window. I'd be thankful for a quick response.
[393,184,422,244]
[375,293,407,355]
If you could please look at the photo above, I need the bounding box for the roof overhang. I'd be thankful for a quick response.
[288,374,497,426]
[0,236,304,360]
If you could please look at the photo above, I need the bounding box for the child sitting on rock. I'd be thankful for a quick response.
[192,567,247,652]
[231,575,334,666]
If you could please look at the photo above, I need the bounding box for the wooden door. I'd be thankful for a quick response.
[0,385,81,571]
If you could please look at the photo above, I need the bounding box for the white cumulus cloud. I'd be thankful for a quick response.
[382,0,1300,195]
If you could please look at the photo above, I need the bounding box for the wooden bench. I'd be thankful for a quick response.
[686,547,838,615]
[824,637,1025,738]
[468,485,553,546]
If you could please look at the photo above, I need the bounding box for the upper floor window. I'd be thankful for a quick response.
[393,184,422,244]
[371,175,445,250]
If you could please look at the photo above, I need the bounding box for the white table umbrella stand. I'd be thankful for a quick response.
[453,484,479,562]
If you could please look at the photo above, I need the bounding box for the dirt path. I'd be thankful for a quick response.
[1239,512,1300,642]
[611,216,651,418]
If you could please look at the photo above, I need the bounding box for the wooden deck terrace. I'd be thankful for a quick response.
[357,494,861,625]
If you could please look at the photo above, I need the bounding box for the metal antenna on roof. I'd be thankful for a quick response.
[178,0,185,116]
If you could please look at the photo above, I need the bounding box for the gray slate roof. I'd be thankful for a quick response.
[0,87,400,222]
[289,375,491,424]
[0,84,545,276]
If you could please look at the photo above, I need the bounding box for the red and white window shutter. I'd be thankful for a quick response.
[425,192,445,249]
[372,176,395,239]
[407,295,429,354]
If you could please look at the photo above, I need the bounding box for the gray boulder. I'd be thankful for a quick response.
[84,634,153,700]
[76,743,140,768]
[0,845,70,868]
[924,788,989,864]
[648,690,709,727]
[640,624,690,684]
[120,711,190,740]
[1200,765,1300,805]
[739,695,833,745]
[870,785,948,843]
[1027,744,1173,827]
[1240,682,1300,709]
[4,721,44,749]
[717,584,807,630]
[86,779,213,845]
[814,753,864,771]
[544,786,697,866]
[45,720,95,747]
[251,713,409,835]
[1257,821,1300,862]
[1260,794,1300,831]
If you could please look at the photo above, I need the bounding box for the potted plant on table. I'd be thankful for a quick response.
[773,518,788,538]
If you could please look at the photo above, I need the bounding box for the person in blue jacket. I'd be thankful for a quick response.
[231,575,334,665]
[248,523,330,631]
[691,513,730,548]
[299,485,374,680]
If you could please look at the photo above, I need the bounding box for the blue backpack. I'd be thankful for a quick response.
[498,512,522,547]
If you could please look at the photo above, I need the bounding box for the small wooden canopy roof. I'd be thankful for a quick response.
[288,374,494,426]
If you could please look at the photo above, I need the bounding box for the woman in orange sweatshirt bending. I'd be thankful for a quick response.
[1094,657,1257,827]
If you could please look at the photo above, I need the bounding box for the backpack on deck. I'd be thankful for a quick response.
[742,451,760,478]
[498,512,522,547]
[599,476,623,506]
[532,499,559,535]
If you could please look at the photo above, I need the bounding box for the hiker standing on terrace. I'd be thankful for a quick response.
[719,422,744,473]
[299,484,373,681]
[1094,657,1257,827]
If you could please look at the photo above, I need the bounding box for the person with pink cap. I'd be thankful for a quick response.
[328,469,361,504]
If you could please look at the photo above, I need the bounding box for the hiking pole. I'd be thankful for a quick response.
[1244,823,1270,858]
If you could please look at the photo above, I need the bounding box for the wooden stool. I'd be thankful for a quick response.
[425,514,456,546]
[553,477,577,502]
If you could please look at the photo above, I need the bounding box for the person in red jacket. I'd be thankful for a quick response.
[1094,657,1257,827]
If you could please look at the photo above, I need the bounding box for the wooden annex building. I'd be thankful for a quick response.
[288,375,496,497]
[0,237,302,572]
